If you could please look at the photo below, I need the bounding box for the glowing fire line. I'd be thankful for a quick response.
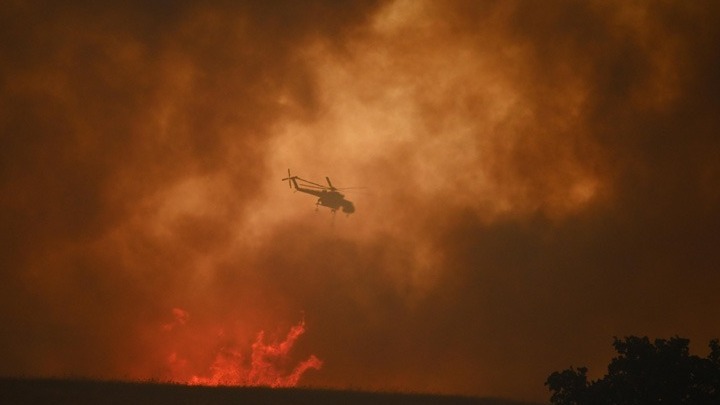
[165,309,322,387]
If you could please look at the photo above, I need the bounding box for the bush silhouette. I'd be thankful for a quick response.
[546,336,720,405]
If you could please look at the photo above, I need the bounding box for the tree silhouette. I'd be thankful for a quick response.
[546,336,720,405]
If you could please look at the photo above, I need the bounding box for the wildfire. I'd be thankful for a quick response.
[164,309,322,387]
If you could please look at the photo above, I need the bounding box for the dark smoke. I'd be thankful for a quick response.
[1,1,719,402]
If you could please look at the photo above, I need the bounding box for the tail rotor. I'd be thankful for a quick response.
[282,169,297,190]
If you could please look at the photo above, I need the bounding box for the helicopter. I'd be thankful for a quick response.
[282,169,356,214]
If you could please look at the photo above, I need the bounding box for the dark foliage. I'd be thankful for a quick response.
[546,336,720,405]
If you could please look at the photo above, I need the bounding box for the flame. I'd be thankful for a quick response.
[164,309,322,387]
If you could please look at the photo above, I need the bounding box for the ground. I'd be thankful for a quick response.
[0,378,543,405]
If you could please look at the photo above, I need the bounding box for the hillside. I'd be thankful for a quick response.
[0,378,542,405]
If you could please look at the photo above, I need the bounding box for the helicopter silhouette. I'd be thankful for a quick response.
[282,169,357,214]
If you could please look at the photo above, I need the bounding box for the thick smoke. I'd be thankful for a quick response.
[1,1,719,401]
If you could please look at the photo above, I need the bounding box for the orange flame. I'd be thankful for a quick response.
[165,309,322,387]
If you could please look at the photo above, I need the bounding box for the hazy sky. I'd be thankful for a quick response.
[2,1,719,402]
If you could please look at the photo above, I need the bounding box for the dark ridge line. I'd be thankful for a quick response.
[0,377,543,405]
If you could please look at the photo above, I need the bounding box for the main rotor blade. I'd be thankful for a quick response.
[295,177,327,188]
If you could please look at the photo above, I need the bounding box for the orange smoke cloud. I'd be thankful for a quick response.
[2,1,720,403]
[162,307,190,331]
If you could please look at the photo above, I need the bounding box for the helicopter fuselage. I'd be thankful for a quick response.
[283,173,356,214]
[295,186,355,214]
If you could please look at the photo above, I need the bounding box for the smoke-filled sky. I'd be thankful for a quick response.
[2,0,720,402]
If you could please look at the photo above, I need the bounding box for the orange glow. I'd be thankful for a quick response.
[3,2,720,403]
[165,310,321,387]
[162,307,190,331]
